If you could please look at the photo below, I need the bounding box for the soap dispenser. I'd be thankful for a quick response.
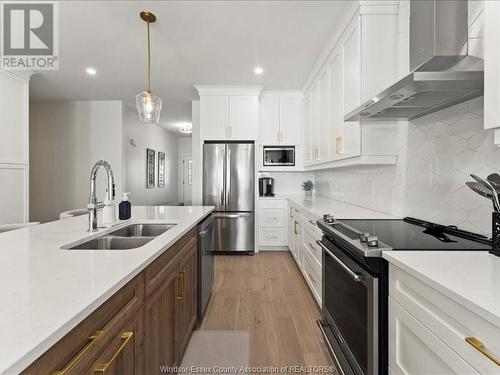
[119,192,132,220]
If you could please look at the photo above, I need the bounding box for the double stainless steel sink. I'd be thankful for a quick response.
[66,223,177,250]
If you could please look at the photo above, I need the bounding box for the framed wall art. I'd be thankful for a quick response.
[158,151,166,187]
[146,148,155,188]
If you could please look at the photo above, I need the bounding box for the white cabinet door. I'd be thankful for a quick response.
[279,99,301,145]
[361,13,398,103]
[311,83,321,161]
[0,73,28,164]
[318,68,331,160]
[200,96,229,140]
[329,50,343,158]
[259,99,280,144]
[303,93,312,163]
[0,165,28,224]
[389,298,480,375]
[230,96,259,140]
[342,16,361,116]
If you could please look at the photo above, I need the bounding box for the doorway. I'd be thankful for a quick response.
[182,154,193,205]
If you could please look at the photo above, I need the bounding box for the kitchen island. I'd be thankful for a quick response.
[0,205,213,374]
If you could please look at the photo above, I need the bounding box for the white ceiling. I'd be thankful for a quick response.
[29,1,354,134]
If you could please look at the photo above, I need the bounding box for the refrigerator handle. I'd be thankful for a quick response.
[225,147,231,208]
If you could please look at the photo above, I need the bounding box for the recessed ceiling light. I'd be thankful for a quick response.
[85,67,97,76]
[254,66,263,75]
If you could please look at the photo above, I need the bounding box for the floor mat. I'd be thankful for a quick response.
[179,330,250,374]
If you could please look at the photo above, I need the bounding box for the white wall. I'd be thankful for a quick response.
[123,108,179,205]
[0,71,30,224]
[177,137,193,203]
[30,101,123,223]
[192,101,203,205]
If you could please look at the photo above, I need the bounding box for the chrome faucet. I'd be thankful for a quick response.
[88,160,115,232]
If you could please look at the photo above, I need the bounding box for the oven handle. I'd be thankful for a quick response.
[317,241,362,282]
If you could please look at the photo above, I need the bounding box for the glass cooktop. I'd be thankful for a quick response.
[331,218,492,251]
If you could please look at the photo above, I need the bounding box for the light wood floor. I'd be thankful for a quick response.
[200,252,334,370]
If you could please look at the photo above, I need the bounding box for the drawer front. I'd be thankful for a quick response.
[259,228,286,246]
[260,208,285,228]
[302,248,322,305]
[389,298,480,375]
[24,275,144,374]
[303,227,322,266]
[259,199,286,209]
[390,265,500,374]
[145,230,197,296]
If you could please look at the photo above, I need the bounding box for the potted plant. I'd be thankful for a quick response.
[302,180,314,196]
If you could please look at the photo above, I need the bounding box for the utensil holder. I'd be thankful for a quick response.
[491,212,500,257]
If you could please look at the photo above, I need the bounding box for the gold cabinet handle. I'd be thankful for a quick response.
[176,271,186,301]
[53,331,104,375]
[465,337,500,366]
[94,332,134,373]
[294,221,300,235]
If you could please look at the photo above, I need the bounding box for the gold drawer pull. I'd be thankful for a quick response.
[176,271,186,301]
[53,331,104,374]
[465,337,500,366]
[94,331,134,373]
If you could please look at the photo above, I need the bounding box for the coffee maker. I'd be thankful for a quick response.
[259,177,275,197]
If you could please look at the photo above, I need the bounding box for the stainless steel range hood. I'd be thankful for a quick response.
[345,0,484,122]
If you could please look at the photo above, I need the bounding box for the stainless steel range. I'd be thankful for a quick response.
[316,216,491,375]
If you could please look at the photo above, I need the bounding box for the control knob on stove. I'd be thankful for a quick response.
[367,236,379,247]
[323,214,335,224]
[359,232,370,242]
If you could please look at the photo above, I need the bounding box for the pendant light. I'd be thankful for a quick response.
[136,11,162,124]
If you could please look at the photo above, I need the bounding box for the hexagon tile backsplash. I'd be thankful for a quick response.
[314,97,497,236]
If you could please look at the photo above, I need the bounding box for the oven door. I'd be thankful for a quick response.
[318,238,378,375]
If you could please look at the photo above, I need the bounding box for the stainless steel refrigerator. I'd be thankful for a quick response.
[203,142,255,254]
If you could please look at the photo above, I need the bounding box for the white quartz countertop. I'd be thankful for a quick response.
[267,194,397,220]
[383,251,500,328]
[0,205,213,374]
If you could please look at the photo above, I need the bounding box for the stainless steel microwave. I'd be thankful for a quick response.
[263,146,295,166]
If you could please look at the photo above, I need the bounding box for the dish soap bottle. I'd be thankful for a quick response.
[119,192,132,220]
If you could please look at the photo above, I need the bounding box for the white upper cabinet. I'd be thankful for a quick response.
[342,16,361,116]
[279,99,301,145]
[318,68,331,161]
[196,86,262,141]
[303,93,312,163]
[229,96,259,140]
[259,99,280,144]
[259,92,302,146]
[302,1,398,169]
[199,95,229,141]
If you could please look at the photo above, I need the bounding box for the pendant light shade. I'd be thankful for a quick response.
[136,11,162,124]
[136,91,162,124]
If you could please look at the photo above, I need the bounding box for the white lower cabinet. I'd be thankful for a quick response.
[287,201,322,306]
[258,198,287,249]
[389,298,479,375]
[389,264,500,374]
